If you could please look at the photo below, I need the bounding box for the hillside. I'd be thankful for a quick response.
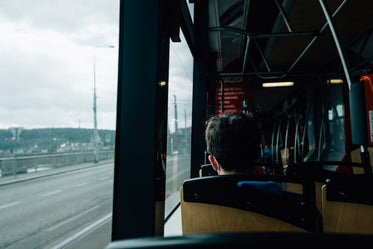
[0,128,115,157]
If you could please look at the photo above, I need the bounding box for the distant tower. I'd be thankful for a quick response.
[93,54,99,163]
[173,95,178,133]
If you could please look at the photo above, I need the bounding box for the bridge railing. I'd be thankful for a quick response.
[0,151,114,177]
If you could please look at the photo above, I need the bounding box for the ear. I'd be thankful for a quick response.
[208,155,219,171]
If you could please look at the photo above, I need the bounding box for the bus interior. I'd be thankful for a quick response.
[2,0,373,248]
[108,0,373,248]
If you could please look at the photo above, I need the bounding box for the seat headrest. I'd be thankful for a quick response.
[326,175,373,205]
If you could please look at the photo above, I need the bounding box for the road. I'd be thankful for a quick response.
[0,162,114,249]
[165,154,191,199]
[0,154,190,249]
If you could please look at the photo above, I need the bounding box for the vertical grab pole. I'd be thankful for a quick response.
[318,0,351,90]
[284,118,290,167]
[220,78,224,114]
[276,121,282,165]
[294,116,300,163]
[360,145,372,174]
[271,124,276,163]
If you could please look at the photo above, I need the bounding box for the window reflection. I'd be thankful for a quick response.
[327,85,345,156]
[165,31,193,202]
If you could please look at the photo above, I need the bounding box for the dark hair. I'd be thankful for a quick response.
[205,112,261,172]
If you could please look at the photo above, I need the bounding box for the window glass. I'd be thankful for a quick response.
[165,31,193,203]
[188,1,194,23]
[304,104,316,161]
[0,1,119,248]
[325,84,345,160]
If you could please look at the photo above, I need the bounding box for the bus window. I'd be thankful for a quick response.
[165,30,193,220]
[325,82,346,161]
[0,1,119,248]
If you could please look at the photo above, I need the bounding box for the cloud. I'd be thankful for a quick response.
[167,35,194,133]
[0,0,119,130]
[0,0,119,32]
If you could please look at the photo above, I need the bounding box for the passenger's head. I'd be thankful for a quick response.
[205,112,261,175]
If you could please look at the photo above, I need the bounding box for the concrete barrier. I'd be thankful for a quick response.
[0,151,114,176]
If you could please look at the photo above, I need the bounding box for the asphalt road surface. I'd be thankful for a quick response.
[0,162,114,249]
[165,154,190,199]
[0,154,190,249]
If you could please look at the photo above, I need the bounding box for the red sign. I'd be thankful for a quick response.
[216,77,250,116]
[361,75,373,145]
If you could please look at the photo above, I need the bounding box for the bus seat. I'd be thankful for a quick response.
[287,180,324,217]
[286,161,369,216]
[351,147,373,174]
[284,182,303,194]
[322,175,373,234]
[180,175,322,234]
[105,232,373,249]
[199,164,217,177]
[199,163,280,177]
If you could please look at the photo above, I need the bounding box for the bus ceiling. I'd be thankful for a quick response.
[207,0,373,84]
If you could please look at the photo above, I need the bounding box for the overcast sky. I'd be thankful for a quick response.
[0,0,120,130]
[168,32,194,133]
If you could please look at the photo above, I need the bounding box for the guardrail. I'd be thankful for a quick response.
[0,151,114,177]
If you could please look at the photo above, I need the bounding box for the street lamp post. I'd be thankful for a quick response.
[9,127,23,178]
[92,45,115,164]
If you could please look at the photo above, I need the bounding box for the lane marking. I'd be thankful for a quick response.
[41,190,62,197]
[0,201,22,209]
[98,176,110,181]
[75,182,89,187]
[49,213,112,249]
[166,167,189,183]
[47,205,101,232]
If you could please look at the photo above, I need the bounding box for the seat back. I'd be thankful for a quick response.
[286,161,369,215]
[181,175,322,234]
[322,174,373,234]
[199,164,217,177]
[199,163,283,177]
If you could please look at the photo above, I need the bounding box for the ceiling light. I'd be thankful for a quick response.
[327,79,343,84]
[262,82,294,88]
